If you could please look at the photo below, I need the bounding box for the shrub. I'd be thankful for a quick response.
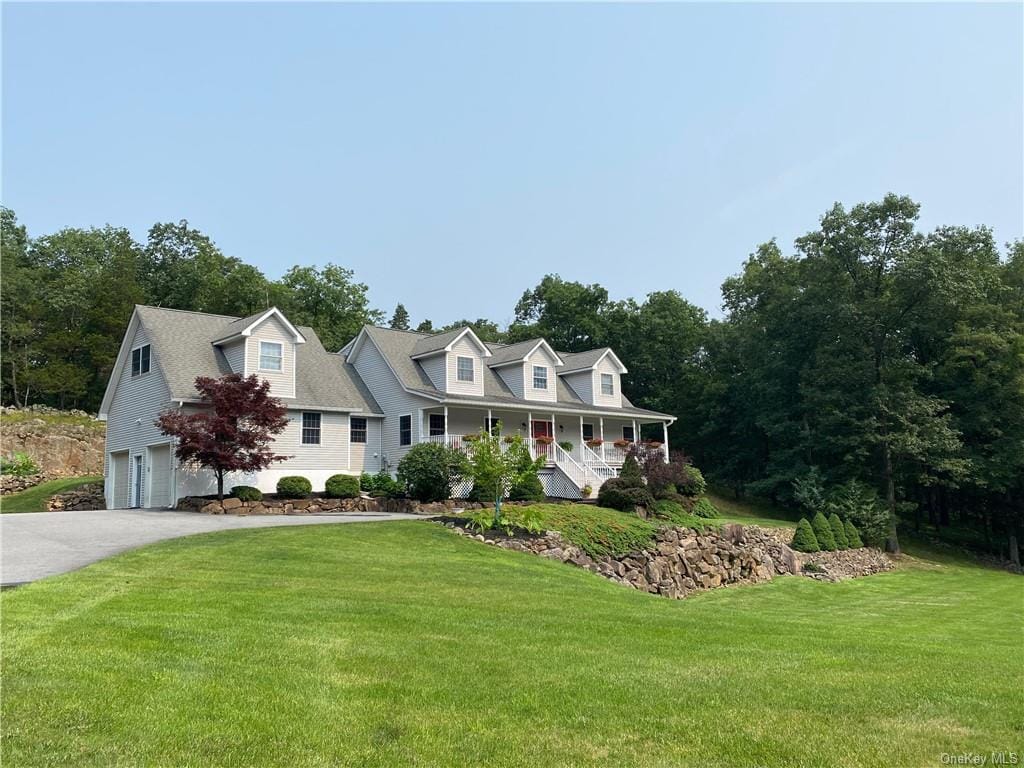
[692,497,720,519]
[844,519,864,548]
[618,455,644,486]
[811,511,837,551]
[825,479,890,548]
[509,472,545,502]
[581,484,593,498]
[230,485,262,502]
[371,470,401,498]
[558,441,573,452]
[0,451,40,477]
[650,499,706,527]
[396,442,469,502]
[360,472,375,491]
[276,476,312,499]
[598,477,654,513]
[325,474,360,499]
[676,465,707,498]
[791,518,820,552]
[828,513,849,549]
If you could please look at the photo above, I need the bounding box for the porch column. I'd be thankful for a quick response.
[443,405,449,439]
[416,408,423,444]
[551,413,556,441]
[487,408,492,435]
[599,417,605,460]
[579,416,584,452]
[663,421,670,463]
[632,419,637,443]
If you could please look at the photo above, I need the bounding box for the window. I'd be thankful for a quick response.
[429,414,446,437]
[582,423,594,441]
[301,412,321,445]
[399,415,412,446]
[622,425,635,442]
[601,373,615,396]
[259,341,283,371]
[131,344,151,377]
[533,365,548,390]
[485,417,500,436]
[456,356,475,382]
[350,417,367,444]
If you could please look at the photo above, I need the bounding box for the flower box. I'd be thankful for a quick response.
[462,433,481,442]
[585,439,604,448]
[645,441,663,449]
[613,439,632,449]
[535,436,554,445]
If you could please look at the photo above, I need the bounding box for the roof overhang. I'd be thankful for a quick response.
[558,348,627,375]
[488,339,565,369]
[99,307,142,419]
[211,307,306,345]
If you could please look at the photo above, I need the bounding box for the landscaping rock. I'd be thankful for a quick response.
[47,482,105,511]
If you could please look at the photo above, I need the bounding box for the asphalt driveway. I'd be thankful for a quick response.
[0,508,421,587]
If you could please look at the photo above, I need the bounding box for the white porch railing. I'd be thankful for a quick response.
[580,442,617,482]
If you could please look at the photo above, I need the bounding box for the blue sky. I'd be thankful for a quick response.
[3,2,1021,325]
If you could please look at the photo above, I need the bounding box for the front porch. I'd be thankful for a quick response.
[416,405,670,498]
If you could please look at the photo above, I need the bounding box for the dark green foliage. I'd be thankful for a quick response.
[791,518,820,552]
[676,465,707,498]
[692,497,720,519]
[641,454,706,500]
[844,519,864,548]
[508,472,545,502]
[324,474,361,499]
[829,513,849,549]
[826,480,890,548]
[276,476,312,499]
[558,441,573,453]
[389,303,410,331]
[519,503,658,558]
[396,443,469,502]
[597,478,654,513]
[811,512,837,551]
[619,455,644,486]
[360,473,375,491]
[230,485,262,502]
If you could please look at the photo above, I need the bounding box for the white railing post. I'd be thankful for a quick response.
[663,421,670,463]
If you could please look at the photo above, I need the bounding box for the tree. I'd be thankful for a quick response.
[156,374,290,501]
[436,318,504,343]
[466,425,545,525]
[389,303,410,330]
[274,263,383,351]
[415,319,435,333]
[508,275,613,351]
[791,518,820,552]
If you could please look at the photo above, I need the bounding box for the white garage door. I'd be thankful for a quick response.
[111,451,129,509]
[148,444,172,508]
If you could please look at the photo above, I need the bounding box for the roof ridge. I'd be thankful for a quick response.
[137,304,241,321]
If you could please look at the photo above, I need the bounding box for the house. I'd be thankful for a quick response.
[99,305,675,508]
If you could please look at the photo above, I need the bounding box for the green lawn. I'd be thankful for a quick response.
[707,489,801,529]
[2,521,1021,767]
[0,475,102,513]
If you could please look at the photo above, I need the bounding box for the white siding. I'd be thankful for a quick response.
[272,410,349,471]
[444,337,485,397]
[350,335,434,471]
[495,364,525,398]
[245,315,296,398]
[523,346,559,403]
[419,354,446,390]
[349,416,384,474]
[221,339,246,374]
[593,356,623,408]
[104,323,173,506]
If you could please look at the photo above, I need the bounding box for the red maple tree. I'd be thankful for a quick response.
[156,374,290,501]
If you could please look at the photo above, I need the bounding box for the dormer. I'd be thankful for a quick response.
[488,339,564,402]
[212,307,305,398]
[410,327,490,396]
[559,348,627,408]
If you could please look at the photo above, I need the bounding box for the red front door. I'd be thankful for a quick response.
[531,420,553,439]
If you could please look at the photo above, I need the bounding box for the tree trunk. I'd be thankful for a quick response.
[1009,533,1020,569]
[217,471,225,502]
[883,441,901,554]
[494,490,502,526]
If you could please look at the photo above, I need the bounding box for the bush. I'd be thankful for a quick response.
[618,455,644,486]
[325,474,360,499]
[360,472,375,491]
[829,512,849,549]
[844,519,864,548]
[791,518,820,552]
[558,441,574,452]
[509,472,545,502]
[276,476,312,499]
[396,442,469,502]
[0,451,40,477]
[676,465,707,498]
[230,485,262,502]
[811,511,837,551]
[825,479,890,548]
[692,497,720,519]
[598,477,654,513]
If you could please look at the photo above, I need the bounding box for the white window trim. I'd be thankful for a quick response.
[349,415,368,444]
[398,413,413,447]
[456,356,475,382]
[131,343,152,377]
[259,341,283,372]
[600,372,615,396]
[532,365,548,390]
[301,411,322,446]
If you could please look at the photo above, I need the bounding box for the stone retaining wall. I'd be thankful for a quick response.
[443,520,893,598]
[48,483,106,511]
[176,495,537,516]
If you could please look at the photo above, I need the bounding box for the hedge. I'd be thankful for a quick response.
[325,474,361,499]
[276,476,312,499]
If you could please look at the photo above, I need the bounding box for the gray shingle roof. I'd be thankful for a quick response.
[559,348,614,374]
[355,325,671,420]
[134,306,382,414]
[410,326,469,358]
[484,339,546,367]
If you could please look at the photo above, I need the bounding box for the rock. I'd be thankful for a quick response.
[221,497,242,510]
[200,502,222,514]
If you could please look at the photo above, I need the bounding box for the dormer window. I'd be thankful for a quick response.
[601,373,615,396]
[259,341,283,371]
[533,365,548,390]
[457,356,475,382]
[131,344,151,377]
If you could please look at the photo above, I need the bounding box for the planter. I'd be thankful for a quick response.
[535,437,554,445]
[613,440,632,449]
[585,439,604,448]
[645,441,663,449]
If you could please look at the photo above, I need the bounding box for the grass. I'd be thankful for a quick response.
[0,475,102,513]
[706,489,801,529]
[0,410,104,431]
[2,520,1021,767]
[505,503,660,557]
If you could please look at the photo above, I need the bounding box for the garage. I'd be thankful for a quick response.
[111,451,129,509]
[148,443,173,508]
